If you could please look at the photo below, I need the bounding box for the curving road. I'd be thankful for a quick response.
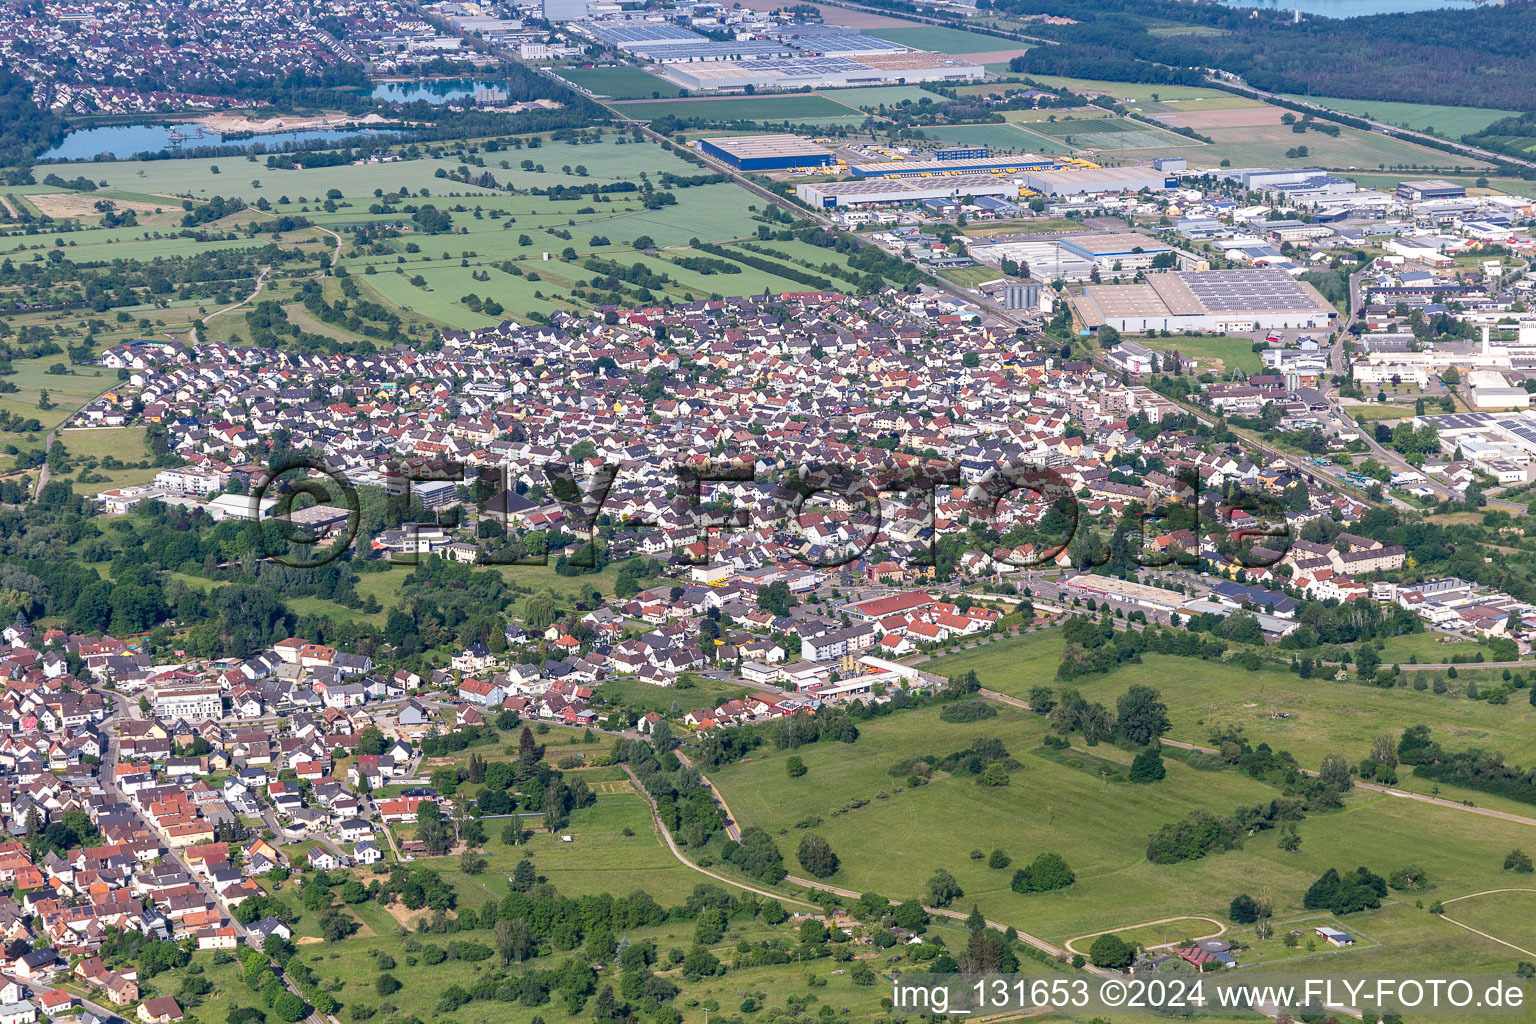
[1063,916,1226,956]
[664,751,1095,971]
[1437,889,1536,959]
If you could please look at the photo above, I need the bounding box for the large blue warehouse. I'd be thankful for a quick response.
[699,134,835,171]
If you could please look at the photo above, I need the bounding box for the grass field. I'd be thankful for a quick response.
[908,122,1070,153]
[1342,403,1413,423]
[921,629,1536,773]
[1012,75,1240,105]
[934,263,1004,288]
[559,65,682,99]
[0,355,121,458]
[1119,121,1494,173]
[1279,95,1521,139]
[1023,115,1193,151]
[1441,889,1536,957]
[594,675,753,715]
[705,696,1536,967]
[1138,333,1263,375]
[608,95,856,122]
[54,426,159,493]
[823,84,939,108]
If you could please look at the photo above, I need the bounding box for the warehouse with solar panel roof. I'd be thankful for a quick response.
[1071,269,1339,334]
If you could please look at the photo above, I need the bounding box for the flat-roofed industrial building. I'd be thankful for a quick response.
[1071,268,1338,334]
[1059,232,1174,270]
[850,155,1054,178]
[700,134,835,171]
[1023,165,1171,196]
[1063,573,1184,612]
[796,174,1023,208]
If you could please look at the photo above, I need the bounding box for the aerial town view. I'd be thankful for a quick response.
[2,0,1536,1019]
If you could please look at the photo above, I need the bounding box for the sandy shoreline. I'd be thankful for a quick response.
[185,111,398,135]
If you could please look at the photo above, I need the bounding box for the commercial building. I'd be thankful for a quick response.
[967,238,1096,281]
[414,480,459,509]
[540,0,587,21]
[152,683,224,721]
[849,155,1053,178]
[935,146,988,161]
[1059,232,1174,270]
[700,134,834,171]
[1271,175,1357,202]
[663,53,982,91]
[1235,168,1329,190]
[1022,165,1170,196]
[1071,268,1338,334]
[1397,179,1467,202]
[1062,573,1184,613]
[796,174,1022,208]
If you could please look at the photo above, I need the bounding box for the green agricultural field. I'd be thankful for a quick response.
[1138,333,1263,375]
[54,426,159,493]
[820,84,939,108]
[1020,116,1194,152]
[1012,75,1238,105]
[862,25,1023,54]
[1280,95,1521,139]
[0,355,119,456]
[608,95,854,122]
[705,697,1536,964]
[559,65,682,99]
[72,136,708,202]
[907,122,1066,153]
[1120,122,1492,173]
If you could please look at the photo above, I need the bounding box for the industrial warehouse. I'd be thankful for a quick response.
[796,174,1025,208]
[699,134,835,171]
[1023,165,1173,196]
[577,23,987,90]
[1070,269,1339,334]
[1059,233,1175,270]
[662,53,984,91]
[848,155,1056,178]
